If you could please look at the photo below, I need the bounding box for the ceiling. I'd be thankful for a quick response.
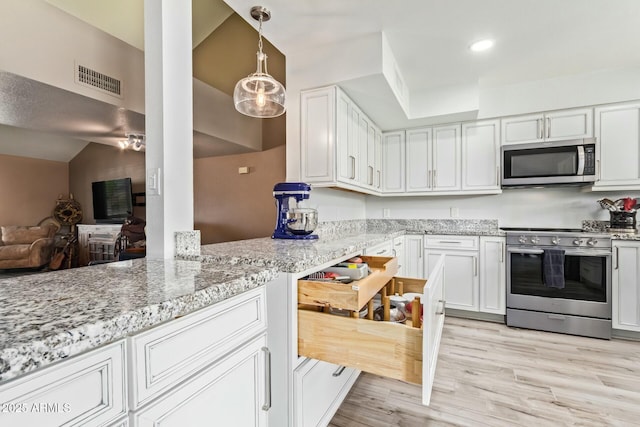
[5,0,640,161]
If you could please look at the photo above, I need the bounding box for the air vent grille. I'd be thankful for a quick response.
[77,65,121,96]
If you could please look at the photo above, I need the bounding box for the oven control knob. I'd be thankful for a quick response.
[551,237,560,245]
[573,238,582,246]
[518,235,527,244]
[587,238,598,246]
[530,236,540,244]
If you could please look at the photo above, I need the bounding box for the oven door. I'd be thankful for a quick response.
[502,143,591,186]
[506,247,611,319]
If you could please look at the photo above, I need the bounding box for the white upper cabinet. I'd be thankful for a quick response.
[406,125,461,193]
[501,108,593,145]
[300,86,380,194]
[593,102,640,189]
[432,124,462,191]
[382,131,405,193]
[300,87,336,184]
[406,127,432,192]
[461,120,500,191]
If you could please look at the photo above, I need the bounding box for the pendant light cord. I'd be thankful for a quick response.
[257,15,268,75]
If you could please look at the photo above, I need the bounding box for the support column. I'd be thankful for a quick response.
[144,0,194,259]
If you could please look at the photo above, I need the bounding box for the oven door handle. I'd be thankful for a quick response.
[507,247,611,257]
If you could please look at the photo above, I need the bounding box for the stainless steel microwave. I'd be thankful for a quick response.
[501,138,597,187]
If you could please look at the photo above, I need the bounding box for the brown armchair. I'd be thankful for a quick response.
[0,225,57,269]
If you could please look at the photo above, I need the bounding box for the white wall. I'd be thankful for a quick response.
[366,188,640,228]
[311,188,367,222]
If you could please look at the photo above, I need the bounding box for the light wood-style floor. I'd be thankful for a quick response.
[329,317,640,427]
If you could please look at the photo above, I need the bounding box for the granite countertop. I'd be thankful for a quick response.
[0,259,277,383]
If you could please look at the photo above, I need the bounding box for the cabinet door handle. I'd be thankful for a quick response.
[392,248,397,256]
[368,166,374,185]
[500,243,505,263]
[538,118,543,139]
[615,246,619,270]
[427,170,431,188]
[262,347,272,411]
[596,159,601,181]
[496,166,500,186]
[349,156,356,179]
[546,117,551,139]
[433,169,437,188]
[473,256,478,276]
[437,299,446,315]
[332,366,346,377]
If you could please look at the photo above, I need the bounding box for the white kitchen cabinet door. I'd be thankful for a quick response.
[406,127,432,192]
[501,108,593,145]
[501,113,544,145]
[594,102,640,188]
[348,100,362,186]
[366,122,376,188]
[358,112,371,187]
[545,108,593,141]
[461,120,500,191]
[404,235,425,278]
[479,236,506,315]
[374,128,383,190]
[612,241,640,331]
[300,87,336,184]
[382,131,405,193]
[134,334,269,427]
[426,250,478,311]
[336,89,353,183]
[294,359,358,427]
[393,236,405,275]
[432,124,461,191]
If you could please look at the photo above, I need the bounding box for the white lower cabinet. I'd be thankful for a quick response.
[392,236,405,275]
[0,340,127,427]
[425,235,479,311]
[404,235,425,278]
[365,240,393,257]
[479,236,506,315]
[133,334,268,427]
[294,359,358,427]
[612,240,640,331]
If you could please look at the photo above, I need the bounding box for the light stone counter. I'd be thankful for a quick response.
[0,259,277,383]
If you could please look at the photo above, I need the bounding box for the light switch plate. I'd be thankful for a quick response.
[147,167,161,196]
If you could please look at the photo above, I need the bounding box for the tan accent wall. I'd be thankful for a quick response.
[0,154,69,225]
[193,13,286,150]
[68,143,146,224]
[194,145,285,244]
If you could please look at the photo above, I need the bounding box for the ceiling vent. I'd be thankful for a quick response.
[76,64,122,97]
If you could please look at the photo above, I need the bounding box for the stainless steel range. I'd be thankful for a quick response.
[503,227,612,339]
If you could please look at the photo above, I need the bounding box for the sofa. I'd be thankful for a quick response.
[0,225,57,269]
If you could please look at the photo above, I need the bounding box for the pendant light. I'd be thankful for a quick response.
[233,6,286,118]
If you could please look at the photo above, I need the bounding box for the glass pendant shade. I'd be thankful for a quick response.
[233,7,286,118]
[234,64,286,117]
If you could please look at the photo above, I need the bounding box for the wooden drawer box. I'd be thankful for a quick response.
[298,255,445,406]
[298,256,398,311]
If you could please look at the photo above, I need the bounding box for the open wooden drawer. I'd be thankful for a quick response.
[298,256,398,311]
[298,254,446,406]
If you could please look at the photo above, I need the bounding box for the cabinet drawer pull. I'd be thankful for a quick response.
[262,347,272,411]
[376,249,386,255]
[436,240,463,244]
[538,118,543,139]
[332,366,346,377]
[615,246,619,270]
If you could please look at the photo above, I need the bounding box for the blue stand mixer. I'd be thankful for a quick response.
[272,182,319,240]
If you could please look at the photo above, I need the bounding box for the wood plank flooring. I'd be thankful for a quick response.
[329,317,640,427]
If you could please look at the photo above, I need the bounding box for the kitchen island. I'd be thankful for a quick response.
[0,218,501,426]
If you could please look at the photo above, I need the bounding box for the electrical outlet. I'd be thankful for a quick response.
[383,208,391,218]
[450,207,459,218]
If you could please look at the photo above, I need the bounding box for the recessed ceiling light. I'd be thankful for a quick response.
[469,39,494,52]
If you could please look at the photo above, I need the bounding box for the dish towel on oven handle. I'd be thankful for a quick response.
[543,249,565,289]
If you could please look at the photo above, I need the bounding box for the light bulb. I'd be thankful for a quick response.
[256,86,266,108]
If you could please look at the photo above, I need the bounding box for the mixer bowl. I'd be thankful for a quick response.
[286,208,318,235]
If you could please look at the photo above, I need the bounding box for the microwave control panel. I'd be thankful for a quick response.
[584,144,596,175]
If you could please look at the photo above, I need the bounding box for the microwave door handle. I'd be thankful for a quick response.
[577,146,585,175]
[508,248,544,255]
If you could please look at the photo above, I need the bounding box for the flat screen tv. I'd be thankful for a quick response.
[92,178,133,224]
